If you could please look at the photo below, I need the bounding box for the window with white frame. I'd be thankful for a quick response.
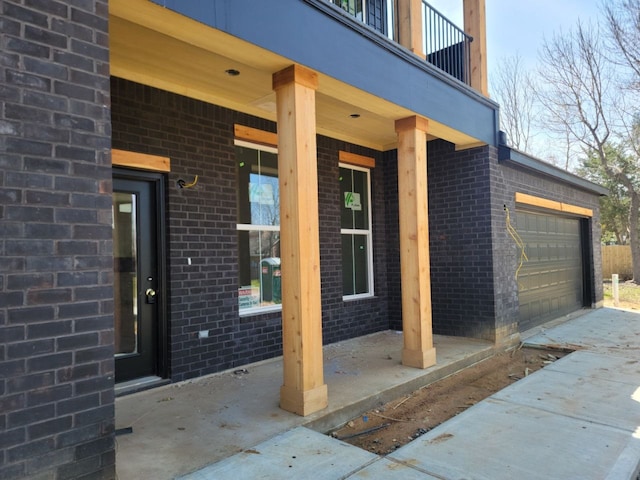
[236,141,281,314]
[328,0,394,39]
[340,163,374,298]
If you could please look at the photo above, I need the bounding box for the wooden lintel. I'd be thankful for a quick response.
[234,124,278,147]
[112,149,171,172]
[562,204,594,217]
[272,64,318,91]
[339,151,376,168]
[515,192,593,217]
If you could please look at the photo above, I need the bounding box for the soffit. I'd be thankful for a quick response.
[109,0,480,150]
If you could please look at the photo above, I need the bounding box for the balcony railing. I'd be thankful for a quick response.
[422,1,472,85]
[326,0,472,86]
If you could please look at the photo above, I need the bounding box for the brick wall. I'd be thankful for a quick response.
[426,141,498,340]
[486,146,520,342]
[385,140,602,343]
[493,151,604,337]
[385,142,499,339]
[110,79,390,382]
[0,1,115,479]
[383,149,402,331]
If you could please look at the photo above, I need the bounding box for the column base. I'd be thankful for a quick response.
[402,347,437,369]
[280,383,328,416]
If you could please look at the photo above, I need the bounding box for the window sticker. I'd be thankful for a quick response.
[344,191,362,211]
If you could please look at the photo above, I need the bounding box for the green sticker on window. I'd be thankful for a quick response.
[344,192,362,211]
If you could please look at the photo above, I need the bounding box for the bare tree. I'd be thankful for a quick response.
[605,0,640,84]
[536,18,640,282]
[491,55,536,152]
[605,1,640,281]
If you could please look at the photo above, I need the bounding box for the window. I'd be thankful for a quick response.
[331,0,364,21]
[340,164,374,298]
[236,141,281,314]
[328,0,394,38]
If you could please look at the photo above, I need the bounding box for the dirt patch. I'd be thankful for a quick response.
[330,347,566,455]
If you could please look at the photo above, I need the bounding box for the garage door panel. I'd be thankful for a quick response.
[517,210,583,331]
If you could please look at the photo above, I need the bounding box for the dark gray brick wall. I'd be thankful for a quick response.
[110,79,389,382]
[383,149,402,331]
[111,78,279,382]
[0,0,114,479]
[493,149,603,338]
[426,141,498,340]
[385,140,602,343]
[385,142,498,339]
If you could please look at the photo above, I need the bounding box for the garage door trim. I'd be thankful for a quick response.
[515,192,593,218]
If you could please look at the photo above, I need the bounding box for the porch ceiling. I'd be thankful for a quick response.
[109,0,481,151]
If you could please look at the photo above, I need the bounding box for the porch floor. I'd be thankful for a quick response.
[115,331,495,480]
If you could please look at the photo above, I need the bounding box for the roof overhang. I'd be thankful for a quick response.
[109,0,499,151]
[498,145,608,196]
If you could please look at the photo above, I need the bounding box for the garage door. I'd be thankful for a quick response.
[517,210,584,331]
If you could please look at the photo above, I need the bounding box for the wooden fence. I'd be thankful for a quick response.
[601,245,633,279]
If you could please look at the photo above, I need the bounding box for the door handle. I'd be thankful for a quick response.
[145,288,157,304]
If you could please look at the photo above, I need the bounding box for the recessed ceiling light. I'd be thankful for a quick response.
[350,113,360,118]
[225,69,240,76]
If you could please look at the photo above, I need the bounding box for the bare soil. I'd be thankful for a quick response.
[331,347,566,455]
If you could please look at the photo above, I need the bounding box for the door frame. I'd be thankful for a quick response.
[113,167,168,382]
[580,217,595,308]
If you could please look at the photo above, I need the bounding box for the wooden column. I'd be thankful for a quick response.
[397,0,425,58]
[464,0,489,96]
[272,65,327,416]
[395,116,436,369]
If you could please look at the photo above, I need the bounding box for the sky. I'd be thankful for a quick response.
[431,0,602,80]
[429,0,604,163]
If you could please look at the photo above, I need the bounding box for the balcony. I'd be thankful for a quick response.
[328,0,472,85]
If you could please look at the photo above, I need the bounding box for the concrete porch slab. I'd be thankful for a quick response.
[115,332,493,480]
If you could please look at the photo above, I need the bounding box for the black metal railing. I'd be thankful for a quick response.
[325,0,472,85]
[422,1,472,84]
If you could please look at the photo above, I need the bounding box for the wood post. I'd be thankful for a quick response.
[463,0,489,96]
[397,0,425,58]
[395,116,436,369]
[272,65,328,416]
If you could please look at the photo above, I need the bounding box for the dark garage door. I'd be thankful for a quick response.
[517,210,584,331]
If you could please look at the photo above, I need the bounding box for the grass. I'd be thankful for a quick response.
[603,280,640,309]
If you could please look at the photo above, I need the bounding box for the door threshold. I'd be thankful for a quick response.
[115,376,170,397]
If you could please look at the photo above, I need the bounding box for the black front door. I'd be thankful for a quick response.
[113,171,165,383]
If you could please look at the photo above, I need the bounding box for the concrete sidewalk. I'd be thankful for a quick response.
[179,308,640,480]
